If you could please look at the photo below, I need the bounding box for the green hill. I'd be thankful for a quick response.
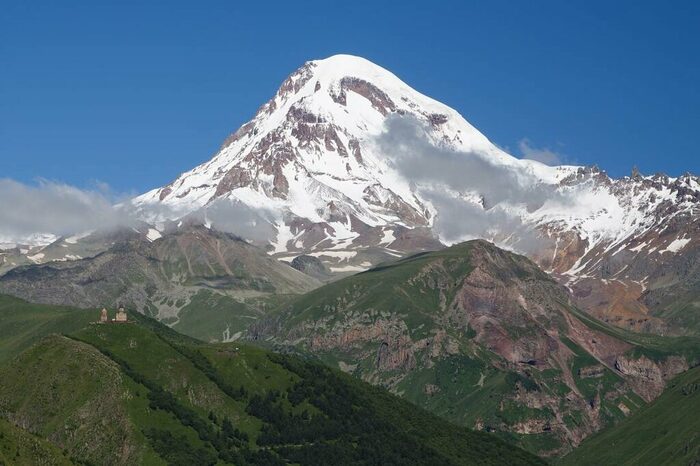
[250,240,700,456]
[560,365,700,466]
[0,311,544,465]
[0,294,95,364]
[0,418,72,465]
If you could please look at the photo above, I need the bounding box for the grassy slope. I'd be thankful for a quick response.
[0,334,165,465]
[0,300,544,465]
[282,244,476,336]
[171,290,298,343]
[0,418,72,466]
[561,366,700,466]
[0,294,95,364]
[655,298,700,335]
[270,244,549,452]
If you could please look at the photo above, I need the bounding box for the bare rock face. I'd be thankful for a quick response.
[614,355,665,401]
[290,255,331,281]
[614,354,689,401]
[331,77,397,115]
[214,167,253,197]
[376,337,417,372]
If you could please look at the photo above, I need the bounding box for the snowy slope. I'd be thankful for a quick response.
[132,55,578,261]
[133,55,696,258]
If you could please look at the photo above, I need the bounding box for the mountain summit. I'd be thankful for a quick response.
[133,55,569,261]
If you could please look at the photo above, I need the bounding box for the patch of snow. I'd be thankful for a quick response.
[329,264,368,273]
[64,231,93,244]
[272,222,294,254]
[222,326,242,343]
[629,241,649,253]
[146,228,162,242]
[380,228,396,245]
[660,237,691,254]
[27,252,45,262]
[308,250,357,261]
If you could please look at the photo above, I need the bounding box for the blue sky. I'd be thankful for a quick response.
[2,1,699,194]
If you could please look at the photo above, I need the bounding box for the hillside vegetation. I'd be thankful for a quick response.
[0,294,94,364]
[0,418,71,465]
[0,308,544,465]
[561,365,700,466]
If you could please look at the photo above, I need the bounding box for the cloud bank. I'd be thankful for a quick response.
[0,179,278,246]
[1,117,568,253]
[182,199,278,244]
[0,179,132,243]
[375,115,564,252]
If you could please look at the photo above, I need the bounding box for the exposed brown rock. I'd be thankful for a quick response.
[348,138,363,164]
[214,167,253,197]
[220,121,256,150]
[277,62,315,98]
[614,355,666,401]
[331,77,397,115]
[428,113,448,126]
[424,384,440,396]
[158,187,172,201]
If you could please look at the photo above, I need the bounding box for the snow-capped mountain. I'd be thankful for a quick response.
[132,55,570,264]
[131,54,699,332]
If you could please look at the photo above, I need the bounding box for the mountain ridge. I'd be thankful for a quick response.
[0,225,319,342]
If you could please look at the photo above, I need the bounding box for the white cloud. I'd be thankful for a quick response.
[0,178,132,243]
[374,115,571,252]
[518,138,564,166]
[0,178,278,246]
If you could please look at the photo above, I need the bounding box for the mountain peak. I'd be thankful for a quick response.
[132,54,508,254]
[304,54,404,86]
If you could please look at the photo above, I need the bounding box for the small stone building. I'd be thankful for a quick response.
[114,306,128,323]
